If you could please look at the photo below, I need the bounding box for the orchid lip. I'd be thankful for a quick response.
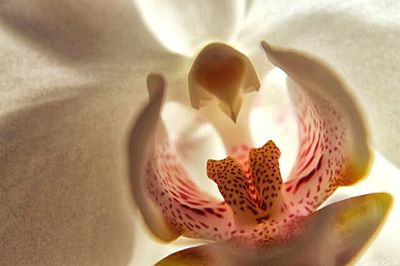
[129,41,374,249]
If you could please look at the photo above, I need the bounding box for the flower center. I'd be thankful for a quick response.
[207,140,285,228]
[189,43,285,227]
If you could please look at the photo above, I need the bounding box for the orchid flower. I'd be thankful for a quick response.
[0,1,399,266]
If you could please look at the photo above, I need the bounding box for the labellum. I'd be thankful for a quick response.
[128,41,392,265]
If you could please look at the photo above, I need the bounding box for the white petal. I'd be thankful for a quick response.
[0,0,189,113]
[133,0,247,56]
[0,77,149,264]
[0,16,180,264]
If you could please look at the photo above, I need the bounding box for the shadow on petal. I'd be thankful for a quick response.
[0,83,136,265]
[0,0,165,63]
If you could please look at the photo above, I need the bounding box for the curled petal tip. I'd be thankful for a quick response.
[147,73,165,100]
[189,43,260,122]
[261,41,274,57]
[260,41,271,51]
[370,192,394,211]
[261,41,283,69]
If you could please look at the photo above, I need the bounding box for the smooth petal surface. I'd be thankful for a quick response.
[0,0,187,115]
[236,0,400,167]
[133,0,246,56]
[156,193,393,266]
[262,43,371,216]
[0,79,143,264]
[0,2,183,263]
